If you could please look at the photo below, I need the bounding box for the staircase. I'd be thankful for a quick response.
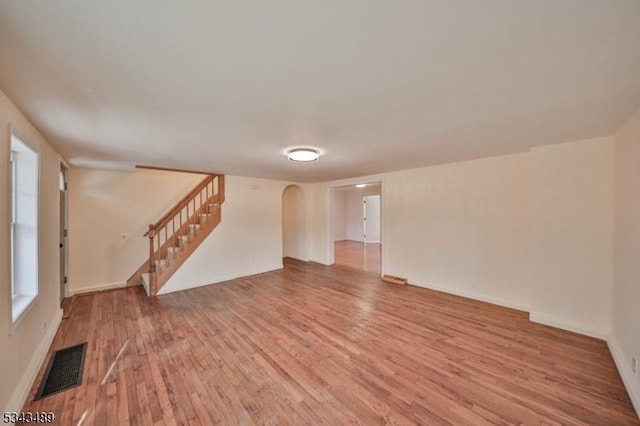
[141,174,225,296]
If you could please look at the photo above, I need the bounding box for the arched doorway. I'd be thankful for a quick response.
[282,185,307,261]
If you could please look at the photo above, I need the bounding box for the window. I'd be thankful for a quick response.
[10,134,39,323]
[10,151,17,297]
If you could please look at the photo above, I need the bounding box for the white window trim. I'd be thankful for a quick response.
[10,150,17,298]
[9,133,40,329]
[11,294,38,328]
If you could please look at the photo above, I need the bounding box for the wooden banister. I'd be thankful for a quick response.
[144,174,217,237]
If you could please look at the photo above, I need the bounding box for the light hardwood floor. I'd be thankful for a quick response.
[23,259,638,425]
[334,240,381,274]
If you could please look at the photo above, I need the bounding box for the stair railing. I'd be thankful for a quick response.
[144,174,224,295]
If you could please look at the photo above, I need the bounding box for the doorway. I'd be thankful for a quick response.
[282,184,307,261]
[332,183,382,274]
[59,164,68,304]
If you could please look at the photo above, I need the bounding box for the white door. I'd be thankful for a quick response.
[363,195,381,242]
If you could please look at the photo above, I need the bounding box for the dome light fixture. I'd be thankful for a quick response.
[288,148,319,162]
[355,184,366,188]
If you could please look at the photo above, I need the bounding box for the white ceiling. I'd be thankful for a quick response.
[1,1,639,182]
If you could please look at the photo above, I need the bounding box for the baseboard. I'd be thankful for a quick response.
[410,281,529,313]
[608,335,640,418]
[308,257,332,266]
[158,263,284,295]
[70,281,126,296]
[283,255,309,262]
[4,308,63,416]
[529,311,609,340]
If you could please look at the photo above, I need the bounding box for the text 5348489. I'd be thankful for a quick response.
[3,412,55,423]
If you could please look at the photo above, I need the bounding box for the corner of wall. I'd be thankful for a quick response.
[529,311,610,340]
[608,335,640,418]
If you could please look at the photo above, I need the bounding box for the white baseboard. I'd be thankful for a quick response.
[284,255,309,262]
[308,257,332,266]
[70,281,126,296]
[158,264,284,295]
[410,281,529,313]
[528,311,609,340]
[608,335,640,418]
[4,308,63,415]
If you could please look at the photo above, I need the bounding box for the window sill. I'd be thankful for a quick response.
[11,294,38,331]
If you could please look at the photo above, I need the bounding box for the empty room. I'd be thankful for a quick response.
[1,1,639,424]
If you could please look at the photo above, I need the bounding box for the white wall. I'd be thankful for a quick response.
[331,190,347,241]
[612,107,640,415]
[307,182,332,264]
[160,175,288,294]
[364,195,381,242]
[344,186,382,242]
[282,184,306,260]
[384,153,532,310]
[308,139,618,329]
[0,89,64,413]
[68,167,204,293]
[346,191,364,241]
[530,137,614,338]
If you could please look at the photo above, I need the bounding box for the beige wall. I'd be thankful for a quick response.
[530,137,614,338]
[68,170,296,296]
[346,191,365,242]
[307,182,332,264]
[331,190,347,241]
[160,175,288,294]
[344,186,382,242]
[384,153,532,310]
[307,138,616,331]
[613,108,640,414]
[68,167,204,293]
[282,184,307,260]
[0,89,64,412]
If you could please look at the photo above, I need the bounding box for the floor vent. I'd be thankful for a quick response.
[35,342,87,400]
[382,274,408,285]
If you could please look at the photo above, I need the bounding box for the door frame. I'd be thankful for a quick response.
[328,179,384,276]
[59,162,69,303]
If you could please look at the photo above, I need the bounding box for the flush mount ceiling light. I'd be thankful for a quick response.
[287,148,319,162]
[355,184,366,188]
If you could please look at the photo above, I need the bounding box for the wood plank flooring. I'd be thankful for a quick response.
[334,240,381,274]
[23,259,638,425]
